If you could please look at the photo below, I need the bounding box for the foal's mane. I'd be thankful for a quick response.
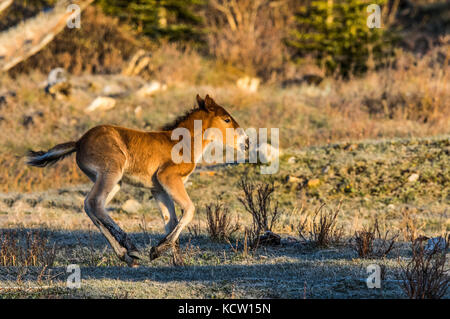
[161,107,202,131]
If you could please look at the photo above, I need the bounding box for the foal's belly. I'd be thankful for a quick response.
[121,173,154,188]
[121,172,192,189]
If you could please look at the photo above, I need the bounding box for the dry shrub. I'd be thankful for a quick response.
[350,219,399,258]
[204,0,295,81]
[398,234,449,299]
[399,207,427,242]
[0,228,56,267]
[327,45,449,126]
[297,203,344,248]
[205,202,239,242]
[238,177,281,246]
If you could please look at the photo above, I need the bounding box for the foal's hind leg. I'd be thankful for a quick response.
[84,173,139,266]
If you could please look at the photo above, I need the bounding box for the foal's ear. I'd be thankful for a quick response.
[204,94,216,112]
[196,94,205,109]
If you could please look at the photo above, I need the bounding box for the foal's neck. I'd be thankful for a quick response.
[174,110,213,164]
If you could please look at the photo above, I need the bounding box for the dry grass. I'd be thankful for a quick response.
[204,0,295,80]
[0,227,56,267]
[0,43,448,193]
[398,234,449,299]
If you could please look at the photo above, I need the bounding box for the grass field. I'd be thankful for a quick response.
[1,130,448,298]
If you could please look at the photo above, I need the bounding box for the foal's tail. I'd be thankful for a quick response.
[27,141,77,167]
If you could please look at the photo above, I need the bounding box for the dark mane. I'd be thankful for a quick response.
[160,107,200,131]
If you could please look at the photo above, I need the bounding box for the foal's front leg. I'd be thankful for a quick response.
[150,174,195,260]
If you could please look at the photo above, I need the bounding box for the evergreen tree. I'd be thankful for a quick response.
[97,0,204,43]
[288,0,394,77]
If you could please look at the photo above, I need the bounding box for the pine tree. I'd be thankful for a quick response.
[97,0,204,43]
[288,0,394,77]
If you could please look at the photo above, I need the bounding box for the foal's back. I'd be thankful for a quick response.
[76,125,174,186]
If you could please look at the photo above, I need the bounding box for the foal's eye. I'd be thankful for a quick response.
[224,118,231,123]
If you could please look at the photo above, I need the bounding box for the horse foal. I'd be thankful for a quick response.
[27,95,247,266]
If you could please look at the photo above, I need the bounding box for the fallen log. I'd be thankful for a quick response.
[0,0,93,72]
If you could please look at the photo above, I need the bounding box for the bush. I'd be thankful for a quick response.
[350,219,398,258]
[238,177,282,247]
[298,203,344,247]
[205,202,240,241]
[398,234,449,299]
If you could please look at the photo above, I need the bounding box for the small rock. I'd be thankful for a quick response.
[321,165,330,174]
[199,171,215,177]
[236,76,260,93]
[344,143,358,151]
[408,173,419,182]
[307,178,321,188]
[286,175,302,183]
[287,156,296,164]
[137,81,167,97]
[257,231,281,246]
[121,199,141,213]
[102,84,126,97]
[134,106,143,118]
[85,96,116,113]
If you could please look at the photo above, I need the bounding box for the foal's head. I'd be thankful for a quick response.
[196,94,248,152]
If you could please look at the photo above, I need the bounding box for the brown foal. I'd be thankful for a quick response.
[27,95,247,266]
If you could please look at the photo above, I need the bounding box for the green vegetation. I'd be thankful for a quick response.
[288,0,395,76]
[97,0,204,42]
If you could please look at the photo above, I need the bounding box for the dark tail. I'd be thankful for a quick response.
[27,141,77,167]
